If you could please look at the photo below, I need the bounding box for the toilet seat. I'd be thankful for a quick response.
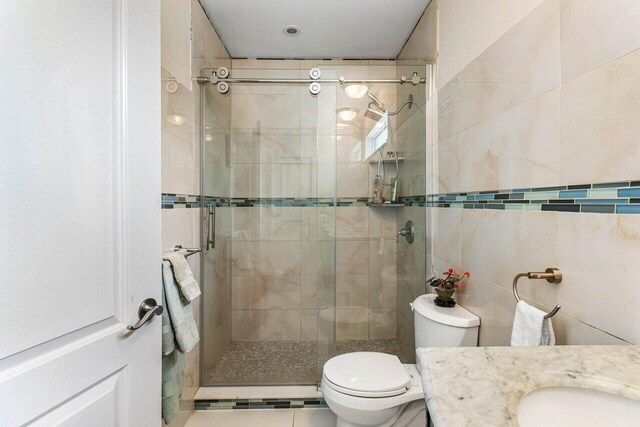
[323,352,411,398]
[322,374,408,398]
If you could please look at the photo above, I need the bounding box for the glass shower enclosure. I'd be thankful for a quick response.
[199,64,430,386]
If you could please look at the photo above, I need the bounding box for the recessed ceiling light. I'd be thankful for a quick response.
[337,108,358,122]
[344,84,368,99]
[283,25,301,36]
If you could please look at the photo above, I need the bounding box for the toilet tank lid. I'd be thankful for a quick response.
[411,294,480,328]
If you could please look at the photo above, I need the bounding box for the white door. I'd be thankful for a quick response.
[0,1,161,425]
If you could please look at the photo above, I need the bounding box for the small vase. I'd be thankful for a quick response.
[434,288,456,307]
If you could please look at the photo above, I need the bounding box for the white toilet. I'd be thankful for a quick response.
[321,294,480,427]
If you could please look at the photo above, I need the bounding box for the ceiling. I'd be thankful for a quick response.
[199,0,430,59]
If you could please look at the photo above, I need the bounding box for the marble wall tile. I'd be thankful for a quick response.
[259,207,302,241]
[161,0,191,89]
[336,307,369,340]
[370,209,397,240]
[301,275,321,309]
[438,0,546,90]
[231,207,258,241]
[301,207,334,242]
[459,89,561,192]
[301,309,319,341]
[232,310,260,341]
[336,240,370,275]
[336,163,369,197]
[301,132,337,165]
[557,214,640,344]
[370,270,397,309]
[231,241,301,277]
[335,133,364,164]
[258,132,301,164]
[560,0,640,83]
[301,240,336,275]
[370,308,397,340]
[258,274,301,310]
[230,129,259,164]
[553,313,629,346]
[230,163,259,198]
[259,310,301,341]
[433,133,460,194]
[162,130,198,195]
[162,208,199,251]
[162,76,195,142]
[456,0,560,131]
[257,164,301,198]
[559,49,640,185]
[437,80,461,143]
[335,207,370,240]
[430,207,461,270]
[336,274,369,308]
[231,94,300,129]
[456,277,517,346]
[370,239,397,278]
[461,209,559,309]
[231,275,259,309]
[191,0,228,62]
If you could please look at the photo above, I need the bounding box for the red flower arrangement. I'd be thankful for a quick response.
[427,268,470,307]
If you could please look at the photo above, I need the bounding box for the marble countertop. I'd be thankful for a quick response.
[417,345,640,427]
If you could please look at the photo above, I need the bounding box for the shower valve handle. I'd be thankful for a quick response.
[395,220,415,244]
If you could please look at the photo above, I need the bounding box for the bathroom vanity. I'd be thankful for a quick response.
[417,345,640,426]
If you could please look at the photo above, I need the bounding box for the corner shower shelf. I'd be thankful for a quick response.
[367,203,405,208]
[367,157,406,164]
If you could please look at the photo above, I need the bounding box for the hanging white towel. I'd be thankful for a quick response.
[164,253,201,302]
[511,300,555,346]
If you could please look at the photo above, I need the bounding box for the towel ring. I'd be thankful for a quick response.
[512,268,562,319]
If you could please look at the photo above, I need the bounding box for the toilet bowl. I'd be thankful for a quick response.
[321,294,480,426]
[321,352,425,427]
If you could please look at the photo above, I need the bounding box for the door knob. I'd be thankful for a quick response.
[127,298,163,331]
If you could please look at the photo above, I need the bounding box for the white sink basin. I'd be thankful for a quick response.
[518,386,640,427]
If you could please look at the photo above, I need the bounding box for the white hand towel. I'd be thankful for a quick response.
[164,253,201,302]
[511,300,555,346]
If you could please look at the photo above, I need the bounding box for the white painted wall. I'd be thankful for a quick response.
[437,0,544,89]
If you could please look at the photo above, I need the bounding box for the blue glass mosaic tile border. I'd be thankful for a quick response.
[194,398,327,411]
[162,194,373,208]
[162,180,639,213]
[426,180,640,214]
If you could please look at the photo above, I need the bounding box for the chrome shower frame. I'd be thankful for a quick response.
[197,67,427,94]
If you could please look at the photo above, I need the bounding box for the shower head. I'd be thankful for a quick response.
[364,92,387,121]
[364,104,386,121]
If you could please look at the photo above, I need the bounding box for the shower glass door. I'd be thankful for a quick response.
[200,66,337,385]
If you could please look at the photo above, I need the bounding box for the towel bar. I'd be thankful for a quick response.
[512,268,562,319]
[173,245,201,258]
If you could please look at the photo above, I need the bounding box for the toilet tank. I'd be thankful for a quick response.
[411,294,479,348]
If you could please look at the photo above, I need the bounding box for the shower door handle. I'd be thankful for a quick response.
[206,205,216,250]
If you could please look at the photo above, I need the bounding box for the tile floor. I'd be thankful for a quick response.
[185,408,336,427]
[206,339,407,385]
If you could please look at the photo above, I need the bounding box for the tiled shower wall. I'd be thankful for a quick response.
[161,0,230,424]
[228,60,402,343]
[394,0,438,361]
[430,0,640,345]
